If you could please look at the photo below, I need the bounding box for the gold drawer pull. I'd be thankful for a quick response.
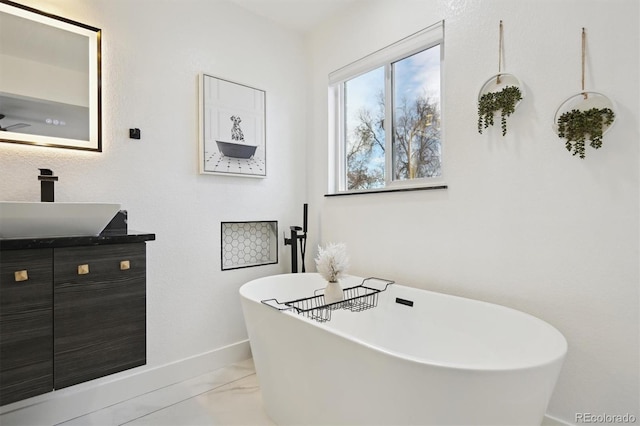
[14,270,28,282]
[120,260,130,270]
[77,264,90,275]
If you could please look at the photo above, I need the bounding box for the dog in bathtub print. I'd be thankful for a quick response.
[215,115,258,160]
[230,115,244,142]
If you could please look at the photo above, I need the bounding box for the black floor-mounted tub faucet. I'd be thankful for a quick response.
[284,203,308,273]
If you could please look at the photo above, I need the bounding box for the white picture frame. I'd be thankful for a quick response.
[199,73,266,177]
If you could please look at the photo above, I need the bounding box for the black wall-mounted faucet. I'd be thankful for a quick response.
[284,203,308,273]
[38,168,58,202]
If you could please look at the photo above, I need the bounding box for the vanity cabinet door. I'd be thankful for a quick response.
[0,249,53,406]
[53,243,146,389]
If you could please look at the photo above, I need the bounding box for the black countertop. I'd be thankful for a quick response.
[0,231,156,250]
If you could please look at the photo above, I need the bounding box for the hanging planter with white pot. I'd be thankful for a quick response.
[553,28,616,159]
[477,21,525,136]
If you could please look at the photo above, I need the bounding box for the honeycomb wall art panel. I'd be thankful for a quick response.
[221,221,278,270]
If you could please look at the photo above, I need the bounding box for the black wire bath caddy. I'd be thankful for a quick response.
[261,277,394,323]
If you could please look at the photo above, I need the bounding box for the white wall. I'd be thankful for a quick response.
[1,0,637,423]
[307,0,639,423]
[0,0,306,419]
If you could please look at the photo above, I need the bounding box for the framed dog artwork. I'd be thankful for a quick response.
[199,74,266,177]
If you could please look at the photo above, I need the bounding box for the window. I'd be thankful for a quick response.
[329,22,444,194]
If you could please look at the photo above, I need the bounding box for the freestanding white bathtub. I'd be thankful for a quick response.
[240,273,567,425]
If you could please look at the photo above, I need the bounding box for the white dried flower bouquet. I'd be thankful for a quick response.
[315,242,349,283]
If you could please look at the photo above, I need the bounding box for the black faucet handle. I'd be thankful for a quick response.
[303,203,308,233]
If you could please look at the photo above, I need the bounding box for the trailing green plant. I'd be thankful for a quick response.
[477,85,523,136]
[557,107,615,159]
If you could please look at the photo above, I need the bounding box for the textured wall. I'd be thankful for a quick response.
[1,0,637,423]
[0,0,306,377]
[306,0,639,423]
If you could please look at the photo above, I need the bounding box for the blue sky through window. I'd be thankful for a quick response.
[345,66,385,188]
[343,44,441,189]
[393,45,440,108]
[345,66,384,143]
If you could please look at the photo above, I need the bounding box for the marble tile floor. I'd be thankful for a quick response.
[57,358,274,426]
[54,357,563,426]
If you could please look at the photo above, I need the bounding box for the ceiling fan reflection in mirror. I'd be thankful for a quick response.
[0,114,30,132]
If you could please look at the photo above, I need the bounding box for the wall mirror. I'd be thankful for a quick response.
[0,0,101,151]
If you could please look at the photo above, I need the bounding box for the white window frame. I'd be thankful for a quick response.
[328,21,445,195]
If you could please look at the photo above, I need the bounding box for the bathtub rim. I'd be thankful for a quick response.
[240,273,568,373]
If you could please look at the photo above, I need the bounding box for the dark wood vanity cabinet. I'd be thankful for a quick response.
[0,249,53,406]
[0,234,153,405]
[53,243,147,389]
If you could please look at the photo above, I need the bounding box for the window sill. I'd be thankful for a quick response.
[325,184,448,197]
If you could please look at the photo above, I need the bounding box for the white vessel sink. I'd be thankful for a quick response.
[0,202,121,239]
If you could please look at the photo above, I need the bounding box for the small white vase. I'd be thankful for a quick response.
[324,280,344,305]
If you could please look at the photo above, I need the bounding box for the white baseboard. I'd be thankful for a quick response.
[0,340,251,426]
